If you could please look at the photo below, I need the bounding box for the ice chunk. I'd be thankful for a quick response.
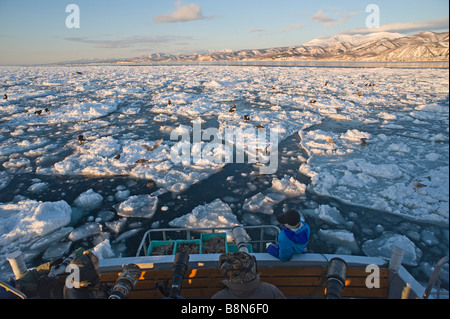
[0,200,72,248]
[29,227,73,252]
[243,175,306,215]
[362,232,421,266]
[169,199,239,229]
[345,159,403,180]
[113,228,142,243]
[68,222,103,241]
[105,218,127,234]
[85,136,121,158]
[2,157,31,171]
[271,175,306,197]
[42,241,72,261]
[203,80,223,88]
[28,182,49,193]
[115,189,130,201]
[92,239,115,259]
[315,205,345,225]
[340,129,371,142]
[243,192,286,215]
[73,189,103,211]
[0,171,13,191]
[420,229,439,246]
[42,100,117,124]
[96,210,115,222]
[114,195,158,219]
[153,114,172,122]
[318,229,359,253]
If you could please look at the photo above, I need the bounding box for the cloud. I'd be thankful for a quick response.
[311,9,334,24]
[278,24,305,33]
[340,17,449,35]
[154,1,210,23]
[248,29,266,33]
[312,8,358,28]
[64,35,193,49]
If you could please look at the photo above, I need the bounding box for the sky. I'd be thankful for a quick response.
[0,0,448,65]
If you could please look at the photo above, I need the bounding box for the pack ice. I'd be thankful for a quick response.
[0,65,448,283]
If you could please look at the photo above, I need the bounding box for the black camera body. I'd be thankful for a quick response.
[156,252,190,299]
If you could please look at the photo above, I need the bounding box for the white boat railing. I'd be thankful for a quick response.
[136,225,281,257]
[422,256,449,299]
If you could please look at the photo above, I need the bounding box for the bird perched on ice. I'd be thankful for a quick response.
[413,180,427,190]
[135,159,148,165]
[309,99,317,105]
[3,94,7,100]
[326,137,336,144]
[34,110,43,116]
[77,135,86,145]
[229,104,236,113]
[142,139,163,151]
[243,115,250,122]
[360,138,368,147]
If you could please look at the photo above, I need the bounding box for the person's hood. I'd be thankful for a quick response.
[282,223,309,244]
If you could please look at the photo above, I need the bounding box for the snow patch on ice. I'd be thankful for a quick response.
[169,199,239,229]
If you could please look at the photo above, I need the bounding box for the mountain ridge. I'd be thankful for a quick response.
[114,31,449,64]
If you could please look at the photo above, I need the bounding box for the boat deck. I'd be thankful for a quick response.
[98,253,424,299]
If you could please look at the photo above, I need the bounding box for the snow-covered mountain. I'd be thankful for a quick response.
[302,32,405,49]
[114,31,449,63]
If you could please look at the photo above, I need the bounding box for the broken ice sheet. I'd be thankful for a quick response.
[114,195,158,219]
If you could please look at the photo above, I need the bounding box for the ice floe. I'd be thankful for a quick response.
[0,199,72,268]
[169,199,239,229]
[362,232,422,266]
[114,195,158,219]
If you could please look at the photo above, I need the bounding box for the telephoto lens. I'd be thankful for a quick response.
[325,258,347,299]
[231,226,250,253]
[109,264,142,299]
[169,252,189,299]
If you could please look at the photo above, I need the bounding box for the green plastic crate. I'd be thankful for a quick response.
[147,240,175,256]
[174,239,202,255]
[201,232,228,254]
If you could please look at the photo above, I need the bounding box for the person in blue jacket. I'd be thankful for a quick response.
[266,209,310,262]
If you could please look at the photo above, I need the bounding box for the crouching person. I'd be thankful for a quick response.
[212,252,286,299]
[266,210,310,262]
[64,250,111,299]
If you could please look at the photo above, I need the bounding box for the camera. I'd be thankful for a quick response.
[232,226,250,253]
[109,264,142,299]
[325,258,347,299]
[155,252,190,299]
[168,252,189,299]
